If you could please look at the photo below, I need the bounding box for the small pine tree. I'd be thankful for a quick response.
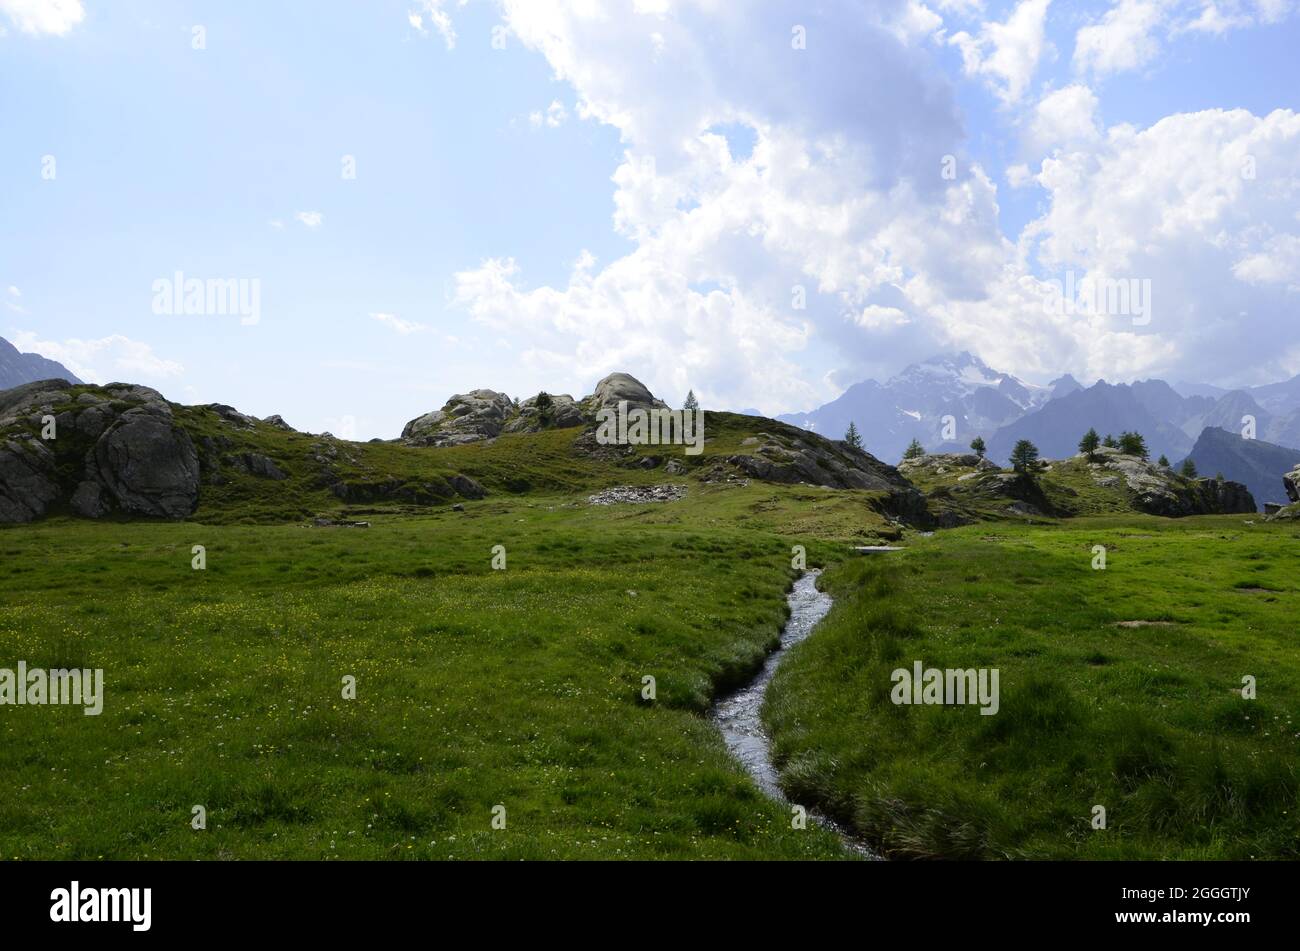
[1078,428,1100,460]
[1102,434,1118,448]
[1010,439,1040,474]
[534,391,554,426]
[845,421,863,451]
[683,389,699,411]
[1157,454,1170,468]
[903,438,925,461]
[1179,458,1198,479]
[1118,431,1149,459]
[970,436,987,459]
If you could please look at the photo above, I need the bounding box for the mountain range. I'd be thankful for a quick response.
[777,351,1300,510]
[0,336,80,389]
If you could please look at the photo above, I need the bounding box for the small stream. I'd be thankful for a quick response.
[710,569,879,858]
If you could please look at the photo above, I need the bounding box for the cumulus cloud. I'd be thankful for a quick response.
[1073,0,1168,78]
[1020,107,1300,384]
[440,0,972,411]
[0,0,84,36]
[1074,1,1296,79]
[1027,83,1101,154]
[949,0,1053,105]
[295,211,323,228]
[423,0,1300,405]
[9,332,184,383]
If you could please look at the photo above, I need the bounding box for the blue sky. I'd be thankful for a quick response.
[2,0,1298,438]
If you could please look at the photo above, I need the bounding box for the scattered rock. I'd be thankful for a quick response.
[231,452,288,480]
[587,484,687,505]
[448,473,486,499]
[312,517,370,528]
[262,414,295,432]
[202,403,260,430]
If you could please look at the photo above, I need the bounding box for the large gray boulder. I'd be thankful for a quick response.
[401,389,516,447]
[1284,464,1300,503]
[0,439,59,523]
[0,380,203,522]
[582,372,667,414]
[91,408,201,518]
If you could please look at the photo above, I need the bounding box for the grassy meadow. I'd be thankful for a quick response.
[0,489,878,861]
[3,400,1297,861]
[765,514,1300,859]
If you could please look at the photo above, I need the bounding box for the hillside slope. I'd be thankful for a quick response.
[901,447,1254,525]
[1182,427,1300,510]
[0,376,926,527]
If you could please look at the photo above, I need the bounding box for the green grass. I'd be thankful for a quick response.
[0,497,863,860]
[765,514,1300,859]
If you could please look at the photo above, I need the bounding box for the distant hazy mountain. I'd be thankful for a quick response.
[987,381,1196,465]
[0,336,80,390]
[777,353,1300,472]
[777,352,1049,464]
[1048,374,1083,400]
[1181,427,1300,510]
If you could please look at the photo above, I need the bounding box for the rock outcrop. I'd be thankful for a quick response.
[401,389,516,447]
[0,439,60,523]
[0,380,201,522]
[92,406,200,517]
[503,394,584,433]
[726,428,928,520]
[400,372,670,447]
[582,372,668,414]
[1090,448,1255,516]
[1285,464,1300,503]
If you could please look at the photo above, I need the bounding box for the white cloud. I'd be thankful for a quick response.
[1027,83,1101,154]
[1232,233,1300,287]
[855,305,912,329]
[1018,107,1300,383]
[529,99,569,129]
[295,211,323,229]
[268,219,285,230]
[438,0,970,411]
[421,0,1300,401]
[1074,1,1296,80]
[949,0,1053,104]
[369,312,428,335]
[6,285,19,297]
[0,0,84,36]
[409,1,460,49]
[9,332,184,383]
[1073,0,1168,79]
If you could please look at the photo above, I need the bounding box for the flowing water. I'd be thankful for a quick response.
[709,569,879,858]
